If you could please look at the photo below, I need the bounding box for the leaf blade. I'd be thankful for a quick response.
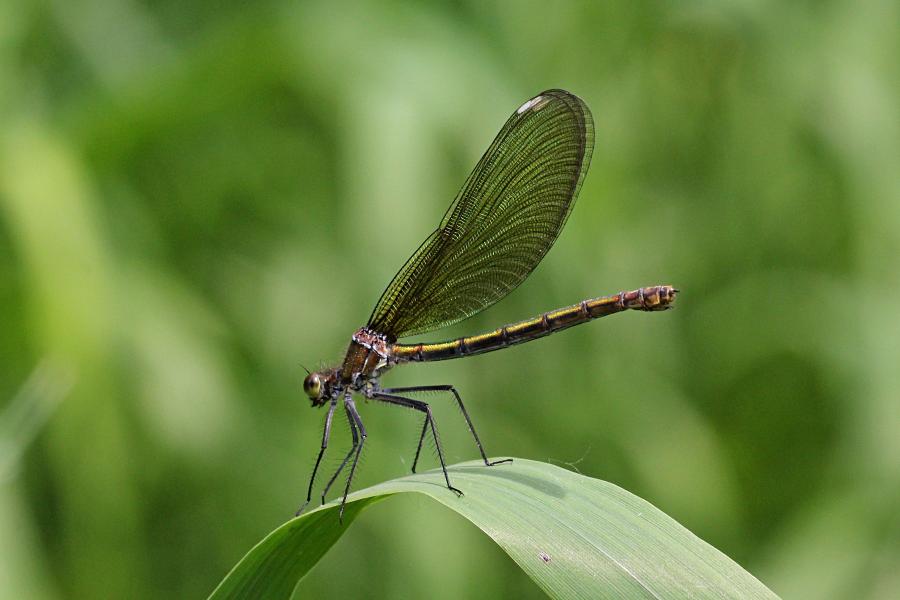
[210,460,779,600]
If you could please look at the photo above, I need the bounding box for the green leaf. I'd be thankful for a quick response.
[210,459,779,599]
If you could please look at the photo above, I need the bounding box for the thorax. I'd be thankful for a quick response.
[339,327,395,387]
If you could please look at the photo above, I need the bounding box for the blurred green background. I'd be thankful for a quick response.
[1,0,898,598]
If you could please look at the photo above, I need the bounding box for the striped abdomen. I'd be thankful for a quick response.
[391,285,676,363]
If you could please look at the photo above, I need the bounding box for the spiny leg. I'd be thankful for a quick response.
[296,396,338,516]
[411,415,429,473]
[373,392,463,497]
[382,385,512,469]
[339,396,367,522]
[320,403,359,505]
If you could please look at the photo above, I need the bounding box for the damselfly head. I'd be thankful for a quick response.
[303,371,327,407]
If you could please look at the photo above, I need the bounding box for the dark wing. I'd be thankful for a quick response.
[367,89,594,339]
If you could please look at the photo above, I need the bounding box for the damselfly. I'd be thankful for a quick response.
[298,90,676,519]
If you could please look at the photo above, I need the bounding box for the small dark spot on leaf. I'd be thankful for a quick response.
[539,551,551,563]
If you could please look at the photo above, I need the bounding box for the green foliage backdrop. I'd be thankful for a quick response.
[1,1,897,598]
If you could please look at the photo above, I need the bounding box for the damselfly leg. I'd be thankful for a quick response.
[381,385,512,472]
[339,396,367,521]
[373,392,463,497]
[296,396,338,516]
[298,393,366,522]
[319,403,359,506]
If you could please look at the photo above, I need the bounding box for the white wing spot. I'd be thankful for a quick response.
[517,95,544,114]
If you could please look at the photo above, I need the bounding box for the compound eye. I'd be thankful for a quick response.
[303,373,322,400]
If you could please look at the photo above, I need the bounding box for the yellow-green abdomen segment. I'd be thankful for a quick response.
[391,285,676,363]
